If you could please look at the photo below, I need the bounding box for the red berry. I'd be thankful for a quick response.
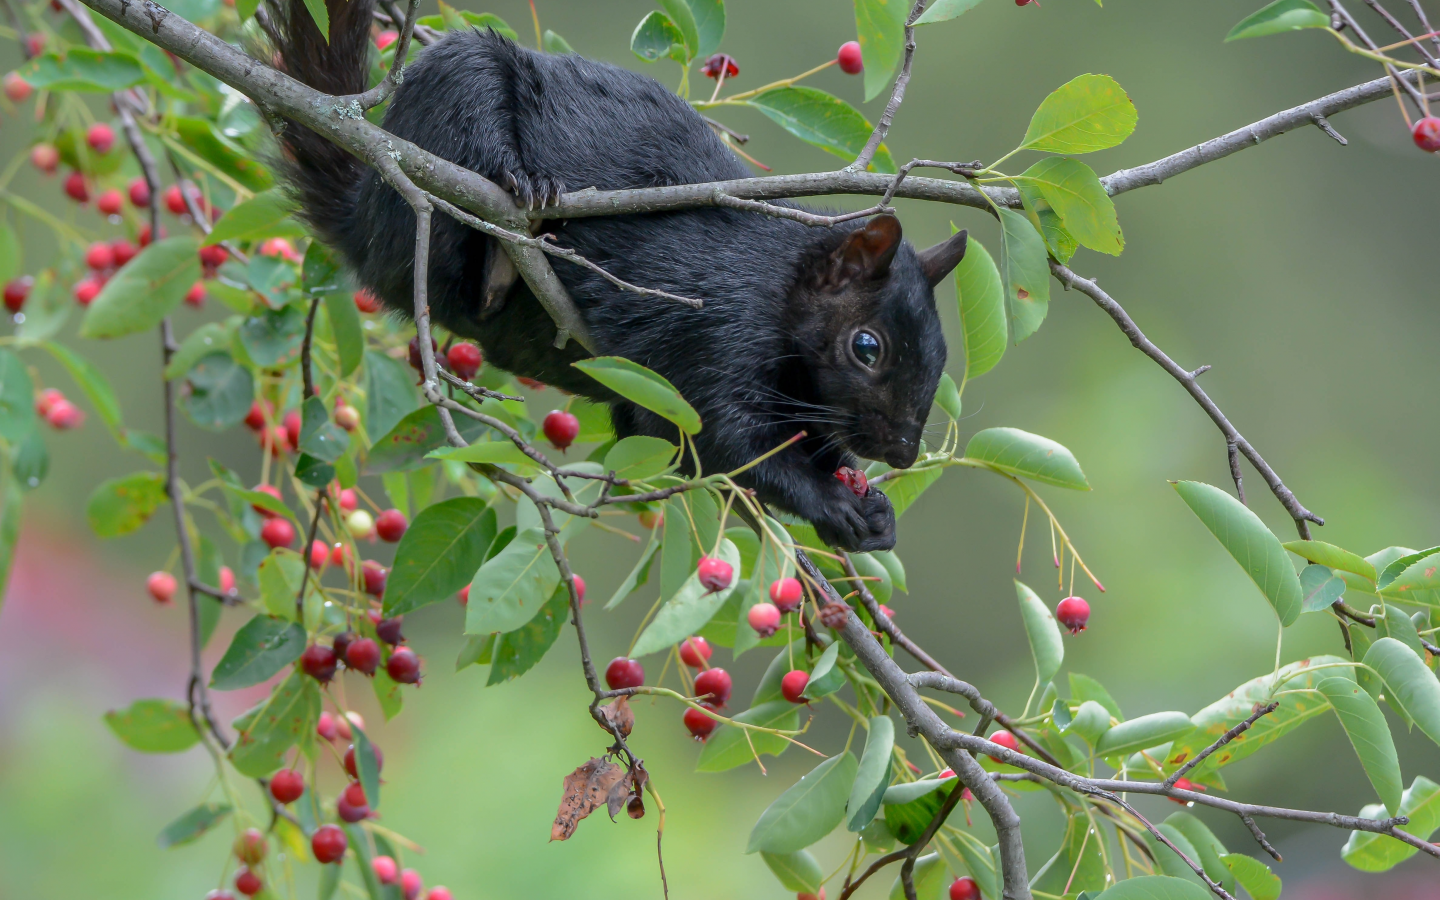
[72,278,101,306]
[345,637,381,675]
[407,335,437,372]
[747,601,781,637]
[387,646,422,683]
[1016,0,1033,5]
[542,410,580,451]
[572,574,587,605]
[337,781,369,822]
[781,669,809,703]
[4,276,33,312]
[343,742,384,779]
[283,409,302,450]
[376,29,399,50]
[339,488,358,512]
[939,768,954,779]
[835,466,868,497]
[304,539,326,570]
[234,868,262,897]
[34,388,64,417]
[312,824,348,863]
[605,657,644,690]
[354,289,382,313]
[85,242,115,271]
[317,711,339,741]
[207,891,236,900]
[693,667,732,706]
[375,615,404,645]
[949,877,981,900]
[127,177,151,207]
[401,869,423,900]
[138,224,165,246]
[362,560,388,597]
[45,399,85,429]
[147,571,178,604]
[251,483,283,515]
[427,889,453,900]
[300,643,338,682]
[798,891,826,900]
[457,585,470,605]
[987,730,1020,763]
[878,603,895,620]
[700,53,739,79]
[446,342,483,379]
[111,239,137,267]
[334,403,360,431]
[269,769,304,804]
[30,144,59,174]
[24,33,44,56]
[219,566,236,593]
[163,184,187,214]
[683,706,718,739]
[638,509,663,530]
[199,244,229,267]
[696,556,733,593]
[86,123,115,154]
[63,171,89,203]
[679,636,712,668]
[4,71,32,103]
[1413,116,1440,153]
[372,856,399,884]
[769,577,803,613]
[234,827,267,865]
[1056,596,1089,634]
[260,237,297,260]
[376,509,408,543]
[260,516,296,549]
[96,188,123,216]
[837,41,863,75]
[1170,777,1207,803]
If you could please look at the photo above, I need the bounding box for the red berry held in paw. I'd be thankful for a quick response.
[835,466,868,497]
[312,823,348,863]
[147,571,177,604]
[678,636,712,668]
[234,827,267,865]
[376,509,408,542]
[300,643,338,682]
[1056,596,1089,634]
[346,637,381,675]
[837,40,863,74]
[269,769,304,804]
[401,869,423,900]
[683,706,717,739]
[446,342,482,379]
[86,123,115,153]
[96,189,123,216]
[387,646,422,684]
[949,877,981,900]
[260,516,296,549]
[63,171,89,203]
[372,856,399,884]
[542,410,580,451]
[1413,116,1440,153]
[127,177,150,207]
[987,730,1020,762]
[4,276,32,312]
[781,669,809,703]
[769,577,803,613]
[605,657,644,690]
[693,667,732,706]
[747,601,781,637]
[337,781,369,822]
[234,868,262,896]
[696,556,733,593]
[701,53,738,79]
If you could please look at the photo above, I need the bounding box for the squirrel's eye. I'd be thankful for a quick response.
[851,331,881,367]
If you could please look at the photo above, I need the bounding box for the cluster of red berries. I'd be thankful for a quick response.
[370,855,450,900]
[404,335,486,383]
[746,576,804,639]
[33,387,84,430]
[300,609,421,686]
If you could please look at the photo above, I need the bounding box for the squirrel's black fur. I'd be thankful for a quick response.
[272,0,967,552]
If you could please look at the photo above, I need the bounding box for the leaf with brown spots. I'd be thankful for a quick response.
[552,757,627,841]
[600,696,634,738]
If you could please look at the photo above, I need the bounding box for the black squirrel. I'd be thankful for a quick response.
[271,0,966,552]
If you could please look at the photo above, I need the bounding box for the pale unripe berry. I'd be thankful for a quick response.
[747,602,781,637]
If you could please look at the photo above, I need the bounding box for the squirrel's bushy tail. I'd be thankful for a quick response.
[269,0,376,254]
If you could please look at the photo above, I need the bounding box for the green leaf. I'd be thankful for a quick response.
[1316,676,1402,816]
[487,584,569,684]
[0,350,36,442]
[632,538,742,656]
[1219,854,1280,900]
[1364,637,1440,745]
[105,698,200,753]
[851,551,892,604]
[914,0,986,24]
[802,641,845,700]
[603,436,678,481]
[1022,74,1138,154]
[86,471,167,538]
[887,852,947,900]
[350,722,382,811]
[853,0,908,102]
[1379,603,1425,657]
[239,305,306,368]
[80,238,201,339]
[883,465,942,518]
[1070,672,1123,720]
[1163,812,1236,894]
[162,323,233,381]
[209,616,307,690]
[1285,540,1377,582]
[465,527,559,635]
[1021,157,1123,255]
[229,670,321,777]
[747,87,895,173]
[205,190,297,245]
[1093,876,1212,900]
[299,395,349,463]
[575,357,702,434]
[542,29,574,53]
[455,10,516,38]
[996,208,1050,343]
[605,528,661,610]
[686,0,725,57]
[1342,776,1440,871]
[1094,711,1193,758]
[427,439,538,471]
[933,372,962,421]
[1299,563,1346,612]
[0,464,19,611]
[631,11,686,62]
[19,49,145,91]
[1226,0,1329,40]
[846,716,894,831]
[365,351,418,440]
[965,427,1089,489]
[1016,579,1064,689]
[1376,546,1440,589]
[657,0,700,58]
[176,116,274,191]
[386,498,496,616]
[747,752,858,853]
[178,352,255,431]
[12,428,47,491]
[373,668,404,721]
[42,341,123,438]
[1172,480,1303,626]
[954,234,1006,383]
[1015,180,1079,264]
[1032,814,1108,895]
[696,700,800,772]
[323,289,364,378]
[1064,700,1112,746]
[367,406,488,473]
[1378,549,1440,607]
[761,850,823,893]
[157,802,232,848]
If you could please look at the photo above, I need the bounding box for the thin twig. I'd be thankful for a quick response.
[849,0,928,172]
[1227,440,1246,505]
[712,190,887,227]
[436,368,524,402]
[1164,702,1278,787]
[356,0,419,109]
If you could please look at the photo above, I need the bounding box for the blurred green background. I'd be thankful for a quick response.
[0,0,1437,897]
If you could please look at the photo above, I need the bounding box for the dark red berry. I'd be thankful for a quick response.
[344,742,384,779]
[346,637,381,675]
[1056,596,1089,634]
[300,643,338,682]
[3,276,33,312]
[375,509,408,543]
[401,869,423,900]
[362,561,388,597]
[781,669,809,703]
[163,184,187,214]
[128,177,151,207]
[375,616,404,645]
[446,342,483,379]
[701,53,739,79]
[605,657,644,690]
[199,244,229,268]
[234,868,262,897]
[407,335,438,372]
[312,824,348,863]
[111,239,137,267]
[683,706,718,739]
[837,41,863,74]
[260,517,296,549]
[1170,777,1207,803]
[1413,116,1440,152]
[85,242,115,270]
[387,646,421,683]
[269,769,305,804]
[337,781,369,822]
[332,631,355,662]
[678,636,712,668]
[542,410,580,451]
[63,171,89,203]
[693,667,732,706]
[949,877,981,900]
[96,189,123,216]
[372,856,399,884]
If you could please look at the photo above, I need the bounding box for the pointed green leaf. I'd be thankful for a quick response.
[1023,74,1137,154]
[573,357,700,434]
[543,29,574,53]
[604,436,679,481]
[178,351,255,432]
[1316,676,1402,816]
[696,700,800,772]
[1378,549,1440,607]
[18,48,145,91]
[847,716,895,831]
[933,372,962,421]
[996,208,1050,342]
[1219,854,1280,900]
[1299,563,1346,612]
[385,498,497,616]
[883,465,942,518]
[105,698,200,753]
[86,471,167,538]
[209,615,307,690]
[914,0,986,25]
[487,584,569,684]
[366,405,488,473]
[1226,0,1329,41]
[364,350,419,441]
[229,670,321,777]
[802,641,845,700]
[747,752,858,853]
[1342,776,1440,871]
[953,234,1006,382]
[687,0,725,57]
[1093,877,1211,899]
[762,850,823,893]
[157,802,232,848]
[604,528,661,610]
[1070,672,1123,720]
[1379,603,1425,657]
[1032,813,1108,895]
[298,395,348,462]
[966,427,1089,489]
[0,350,36,442]
[632,538,742,656]
[205,189,297,245]
[747,87,896,173]
[631,11,686,62]
[853,0,908,101]
[1021,157,1123,255]
[1283,539,1377,582]
[1094,711,1193,758]
[1364,637,1440,745]
[80,238,201,338]
[42,341,124,438]
[464,526,559,635]
[1016,580,1064,686]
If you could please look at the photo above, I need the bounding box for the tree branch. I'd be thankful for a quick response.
[849,0,928,173]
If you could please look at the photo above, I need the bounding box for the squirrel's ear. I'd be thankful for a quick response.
[917,229,968,287]
[833,214,903,282]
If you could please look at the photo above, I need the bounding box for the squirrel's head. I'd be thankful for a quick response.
[789,214,963,470]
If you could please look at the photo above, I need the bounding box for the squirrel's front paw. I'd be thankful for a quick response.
[814,488,896,553]
[502,170,566,209]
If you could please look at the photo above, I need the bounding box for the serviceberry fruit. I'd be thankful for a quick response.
[1056,596,1089,634]
[3,276,33,312]
[683,706,717,739]
[111,239,137,266]
[86,123,115,153]
[605,657,644,690]
[387,646,422,684]
[4,71,32,103]
[346,637,381,675]
[747,602,781,637]
[835,466,868,497]
[401,869,423,900]
[1412,116,1440,152]
[147,571,177,604]
[372,856,399,884]
[127,177,150,207]
[701,53,738,79]
[269,769,305,804]
[300,643,338,683]
[96,189,123,216]
[362,561,388,597]
[542,410,580,451]
[260,517,296,549]
[987,730,1020,763]
[949,877,981,900]
[693,667,732,706]
[337,781,369,822]
[30,144,59,174]
[375,616,404,645]
[696,556,733,593]
[769,577,803,613]
[446,342,483,379]
[837,40,863,74]
[344,742,384,779]
[347,509,375,538]
[234,827,267,865]
[678,636,712,667]
[234,868,262,897]
[781,669,809,703]
[376,509,408,542]
[312,824,348,863]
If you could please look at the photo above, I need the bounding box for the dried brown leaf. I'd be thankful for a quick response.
[552,757,627,841]
[601,696,635,738]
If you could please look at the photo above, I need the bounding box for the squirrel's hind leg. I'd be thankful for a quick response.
[479,238,517,320]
